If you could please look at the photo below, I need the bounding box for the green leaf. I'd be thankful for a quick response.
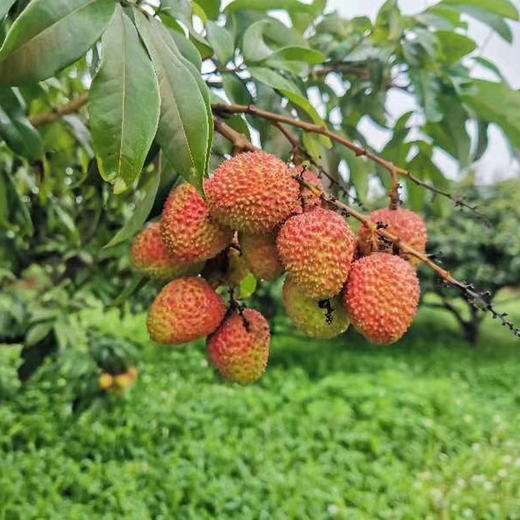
[26,322,53,347]
[206,21,234,64]
[436,31,476,65]
[0,87,42,159]
[242,19,273,62]
[222,73,252,105]
[425,96,471,167]
[248,66,327,131]
[454,6,513,42]
[440,0,518,20]
[168,28,203,70]
[409,69,442,123]
[0,0,16,19]
[238,272,257,299]
[473,119,489,161]
[264,46,326,65]
[462,80,520,148]
[104,168,161,249]
[226,0,319,14]
[195,0,221,20]
[473,56,509,84]
[135,12,211,192]
[416,6,466,30]
[0,0,115,85]
[89,5,160,190]
[160,0,192,25]
[302,133,322,163]
[343,151,369,204]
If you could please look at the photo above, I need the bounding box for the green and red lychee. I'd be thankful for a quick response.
[293,165,325,213]
[357,208,427,265]
[283,276,350,339]
[131,222,202,280]
[240,232,283,282]
[161,183,232,263]
[205,151,300,233]
[277,208,357,299]
[147,276,226,345]
[207,308,270,385]
[344,252,420,345]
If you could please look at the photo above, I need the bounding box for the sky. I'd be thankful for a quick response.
[329,0,520,183]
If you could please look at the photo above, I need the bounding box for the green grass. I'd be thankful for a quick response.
[1,300,520,519]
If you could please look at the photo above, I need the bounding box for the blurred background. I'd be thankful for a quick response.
[333,0,520,184]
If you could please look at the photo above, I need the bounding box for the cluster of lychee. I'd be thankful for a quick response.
[131,151,427,385]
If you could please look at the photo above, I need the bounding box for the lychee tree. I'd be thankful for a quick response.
[1,0,520,386]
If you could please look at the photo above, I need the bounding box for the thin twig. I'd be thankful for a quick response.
[213,102,480,214]
[30,93,89,128]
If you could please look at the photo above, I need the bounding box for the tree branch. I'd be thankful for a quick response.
[212,102,481,214]
[30,93,89,128]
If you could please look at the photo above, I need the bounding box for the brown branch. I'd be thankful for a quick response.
[312,63,372,79]
[30,93,89,128]
[212,102,481,214]
[388,165,400,210]
[214,118,257,154]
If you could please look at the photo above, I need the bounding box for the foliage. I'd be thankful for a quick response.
[422,179,520,343]
[1,303,520,518]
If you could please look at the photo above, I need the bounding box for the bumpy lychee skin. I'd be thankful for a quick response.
[161,183,232,263]
[205,151,300,233]
[240,233,284,282]
[358,208,427,265]
[344,253,420,345]
[207,309,270,385]
[283,276,350,339]
[147,277,226,345]
[293,166,324,212]
[277,208,357,299]
[131,223,202,280]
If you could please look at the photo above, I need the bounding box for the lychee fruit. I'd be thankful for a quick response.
[113,368,138,392]
[277,208,357,299]
[240,232,283,282]
[99,373,113,391]
[207,309,270,385]
[357,208,427,265]
[147,276,226,345]
[283,276,350,339]
[205,151,300,233]
[131,222,202,280]
[344,252,420,345]
[161,183,232,263]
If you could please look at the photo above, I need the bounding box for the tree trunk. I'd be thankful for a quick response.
[462,320,480,346]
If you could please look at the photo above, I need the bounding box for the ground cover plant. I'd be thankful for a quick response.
[1,301,520,518]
